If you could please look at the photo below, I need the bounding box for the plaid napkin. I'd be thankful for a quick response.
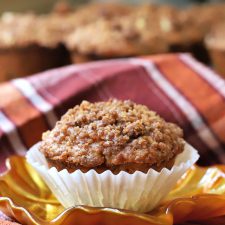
[0,53,225,224]
[0,53,225,173]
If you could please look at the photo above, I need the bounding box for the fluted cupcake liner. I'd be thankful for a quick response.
[26,142,199,212]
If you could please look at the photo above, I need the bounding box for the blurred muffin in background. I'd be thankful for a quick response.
[65,20,169,63]
[205,23,225,77]
[0,2,134,79]
[0,12,70,81]
[65,4,174,63]
[187,3,225,36]
[65,3,223,64]
[177,3,225,63]
[163,8,208,62]
[43,2,134,43]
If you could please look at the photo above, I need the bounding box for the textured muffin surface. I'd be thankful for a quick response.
[40,100,184,173]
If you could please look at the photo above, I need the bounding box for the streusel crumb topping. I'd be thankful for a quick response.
[40,99,184,172]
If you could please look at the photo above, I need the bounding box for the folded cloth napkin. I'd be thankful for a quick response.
[0,53,225,223]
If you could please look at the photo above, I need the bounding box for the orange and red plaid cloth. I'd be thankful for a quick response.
[0,53,225,173]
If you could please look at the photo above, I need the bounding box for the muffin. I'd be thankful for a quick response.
[40,3,134,64]
[65,5,170,63]
[65,18,152,62]
[40,100,184,173]
[58,2,225,64]
[177,4,225,63]
[205,23,225,77]
[27,100,199,212]
[0,12,70,81]
[49,2,133,37]
[187,4,225,36]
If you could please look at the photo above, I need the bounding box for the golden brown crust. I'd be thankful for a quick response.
[40,100,184,173]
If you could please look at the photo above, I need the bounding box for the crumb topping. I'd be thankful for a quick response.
[40,100,184,171]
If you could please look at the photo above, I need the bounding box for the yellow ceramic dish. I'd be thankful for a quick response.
[1,156,225,225]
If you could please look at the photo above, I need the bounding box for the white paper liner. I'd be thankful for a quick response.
[26,142,199,212]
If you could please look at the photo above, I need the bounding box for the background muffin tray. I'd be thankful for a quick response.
[1,156,225,225]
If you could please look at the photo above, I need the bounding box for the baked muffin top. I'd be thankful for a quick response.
[65,18,150,56]
[40,100,184,173]
[0,13,37,48]
[65,14,169,56]
[0,12,63,48]
[65,4,185,57]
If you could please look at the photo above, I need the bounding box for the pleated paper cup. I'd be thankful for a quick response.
[26,142,199,212]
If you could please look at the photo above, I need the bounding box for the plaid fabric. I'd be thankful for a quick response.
[0,53,225,173]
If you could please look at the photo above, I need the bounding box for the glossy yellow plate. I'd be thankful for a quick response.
[1,156,225,225]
